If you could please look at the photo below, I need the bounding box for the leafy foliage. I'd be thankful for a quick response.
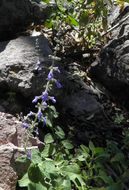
[17,1,129,190]
[41,0,112,50]
[18,132,129,189]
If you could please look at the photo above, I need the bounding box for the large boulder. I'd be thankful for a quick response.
[90,9,129,108]
[0,0,54,41]
[0,35,52,97]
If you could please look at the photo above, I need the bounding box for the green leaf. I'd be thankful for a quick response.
[18,173,30,187]
[28,163,41,183]
[49,105,58,118]
[41,144,55,158]
[54,153,66,166]
[44,19,53,29]
[67,15,79,26]
[46,117,53,128]
[62,140,74,149]
[31,149,42,164]
[41,144,50,158]
[62,164,80,174]
[99,170,114,184]
[55,126,65,139]
[93,147,104,155]
[53,177,71,190]
[77,155,85,161]
[61,178,71,190]
[28,182,47,190]
[42,0,50,3]
[39,160,57,179]
[43,160,57,173]
[62,164,85,188]
[80,145,89,158]
[44,133,54,144]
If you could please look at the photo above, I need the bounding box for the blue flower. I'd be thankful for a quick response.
[37,110,43,120]
[48,70,54,80]
[55,80,62,88]
[27,111,34,117]
[42,91,48,102]
[22,122,29,129]
[49,96,56,103]
[32,96,39,103]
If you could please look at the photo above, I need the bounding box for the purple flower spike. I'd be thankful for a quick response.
[37,110,43,120]
[48,70,54,80]
[42,91,48,102]
[49,96,56,103]
[32,96,39,103]
[27,150,31,160]
[55,81,62,88]
[22,122,29,129]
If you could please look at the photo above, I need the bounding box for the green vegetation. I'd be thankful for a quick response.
[44,0,110,49]
[17,0,129,189]
[18,129,129,189]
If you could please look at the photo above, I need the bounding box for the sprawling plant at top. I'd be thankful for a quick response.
[41,0,112,50]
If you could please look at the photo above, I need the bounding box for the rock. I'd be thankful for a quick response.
[108,2,129,38]
[0,0,55,41]
[90,10,129,107]
[0,34,113,142]
[0,112,42,190]
[0,147,17,190]
[58,70,102,123]
[0,35,52,98]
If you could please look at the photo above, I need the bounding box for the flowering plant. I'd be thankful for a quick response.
[21,55,62,154]
[16,42,129,190]
[17,54,129,190]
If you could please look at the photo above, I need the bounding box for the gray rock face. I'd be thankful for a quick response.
[90,11,129,107]
[0,35,52,97]
[108,3,129,38]
[0,0,53,40]
[59,75,102,123]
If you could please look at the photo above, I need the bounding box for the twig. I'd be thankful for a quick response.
[0,143,38,152]
[101,14,129,36]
